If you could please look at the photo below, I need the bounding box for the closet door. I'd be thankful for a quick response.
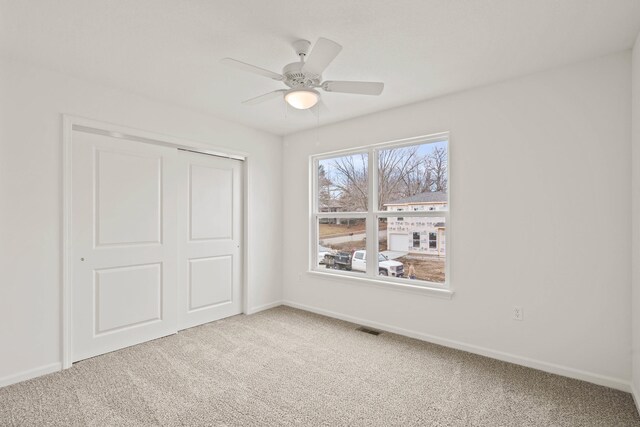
[71,131,178,362]
[177,150,243,330]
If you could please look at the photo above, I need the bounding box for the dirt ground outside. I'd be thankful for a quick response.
[398,255,445,283]
[319,222,366,238]
[325,239,366,253]
[321,236,387,252]
[380,237,445,283]
[319,221,387,238]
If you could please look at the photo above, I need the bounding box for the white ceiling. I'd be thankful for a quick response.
[2,0,640,136]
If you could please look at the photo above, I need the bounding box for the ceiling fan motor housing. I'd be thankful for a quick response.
[282,62,320,89]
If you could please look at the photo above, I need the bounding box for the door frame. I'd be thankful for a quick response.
[62,115,250,369]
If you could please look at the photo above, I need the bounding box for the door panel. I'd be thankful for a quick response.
[96,150,162,246]
[72,131,178,362]
[189,256,233,311]
[190,165,233,240]
[178,151,242,330]
[94,263,162,334]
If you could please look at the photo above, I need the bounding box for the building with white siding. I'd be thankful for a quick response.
[384,191,447,256]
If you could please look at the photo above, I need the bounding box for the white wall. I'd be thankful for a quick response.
[283,52,632,390]
[632,32,640,398]
[0,57,283,384]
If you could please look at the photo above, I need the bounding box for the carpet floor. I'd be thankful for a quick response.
[1,306,638,426]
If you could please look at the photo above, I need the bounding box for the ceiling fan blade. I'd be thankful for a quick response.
[242,90,286,105]
[302,38,342,76]
[321,81,384,95]
[221,58,283,81]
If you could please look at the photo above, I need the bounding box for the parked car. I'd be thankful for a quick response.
[323,251,353,270]
[351,250,404,277]
[318,245,332,265]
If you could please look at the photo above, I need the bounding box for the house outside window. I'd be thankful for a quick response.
[311,133,450,288]
[385,192,447,256]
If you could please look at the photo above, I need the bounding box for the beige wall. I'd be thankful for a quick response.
[0,57,284,384]
[631,31,640,397]
[283,51,632,390]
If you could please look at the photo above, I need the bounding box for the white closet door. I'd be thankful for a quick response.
[177,150,243,330]
[71,131,178,362]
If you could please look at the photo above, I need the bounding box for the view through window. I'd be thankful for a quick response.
[314,136,449,286]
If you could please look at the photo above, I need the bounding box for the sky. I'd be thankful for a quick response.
[319,139,448,179]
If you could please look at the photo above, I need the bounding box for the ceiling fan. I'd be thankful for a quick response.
[222,38,384,110]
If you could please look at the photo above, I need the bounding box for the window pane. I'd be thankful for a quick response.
[318,153,368,213]
[379,217,446,284]
[378,140,448,211]
[412,232,420,248]
[317,218,366,272]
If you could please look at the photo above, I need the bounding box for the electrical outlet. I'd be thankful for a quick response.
[513,306,523,321]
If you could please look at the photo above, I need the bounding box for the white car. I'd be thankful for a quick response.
[350,250,404,277]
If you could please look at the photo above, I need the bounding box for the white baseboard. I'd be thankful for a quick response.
[0,362,61,389]
[632,383,640,415]
[1,305,632,395]
[245,300,283,315]
[0,303,286,388]
[282,300,631,393]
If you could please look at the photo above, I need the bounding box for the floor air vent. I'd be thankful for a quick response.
[356,326,381,336]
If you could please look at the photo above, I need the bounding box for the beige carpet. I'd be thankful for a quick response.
[1,306,638,426]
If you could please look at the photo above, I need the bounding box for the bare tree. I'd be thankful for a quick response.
[401,154,434,197]
[400,146,447,195]
[430,146,448,192]
[322,144,448,212]
[330,154,368,212]
[318,164,333,209]
[377,145,419,209]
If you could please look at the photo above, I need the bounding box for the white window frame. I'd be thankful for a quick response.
[309,132,452,296]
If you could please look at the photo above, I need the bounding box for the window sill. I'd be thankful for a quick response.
[307,269,455,299]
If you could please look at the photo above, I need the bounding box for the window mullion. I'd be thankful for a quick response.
[366,148,377,277]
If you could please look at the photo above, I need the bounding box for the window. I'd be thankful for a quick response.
[429,232,437,248]
[312,134,449,288]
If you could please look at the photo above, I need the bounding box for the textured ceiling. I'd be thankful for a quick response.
[1,0,640,135]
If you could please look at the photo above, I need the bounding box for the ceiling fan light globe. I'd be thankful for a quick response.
[285,89,319,109]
